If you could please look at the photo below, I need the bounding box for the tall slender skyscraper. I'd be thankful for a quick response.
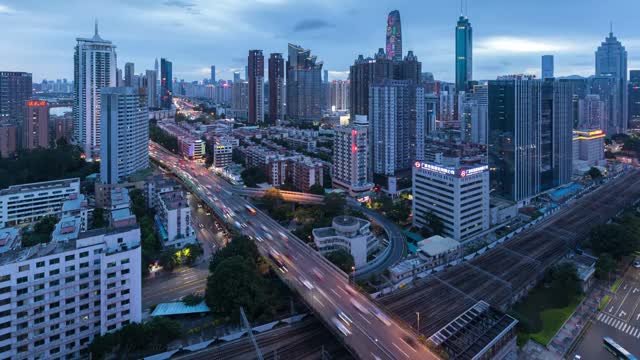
[541,55,554,79]
[124,62,134,87]
[248,50,265,124]
[455,14,473,91]
[596,30,628,133]
[268,53,285,123]
[73,22,117,158]
[160,58,173,109]
[286,43,323,123]
[385,10,402,61]
[100,87,149,184]
[210,65,216,83]
[145,69,158,108]
[629,70,640,128]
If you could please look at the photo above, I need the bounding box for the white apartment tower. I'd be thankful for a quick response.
[73,22,117,158]
[99,87,149,185]
[332,116,373,198]
[0,218,141,359]
[412,161,490,241]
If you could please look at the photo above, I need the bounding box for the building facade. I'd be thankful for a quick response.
[99,87,149,185]
[595,31,628,134]
[333,119,373,198]
[145,70,158,109]
[155,191,196,249]
[160,58,173,109]
[73,24,117,158]
[286,43,323,123]
[0,72,32,146]
[23,100,50,150]
[385,10,402,61]
[0,125,17,158]
[0,221,141,360]
[268,53,285,123]
[412,161,490,241]
[248,50,264,124]
[541,55,554,80]
[455,15,473,91]
[313,216,378,267]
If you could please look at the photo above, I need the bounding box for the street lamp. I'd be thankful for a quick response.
[416,312,420,335]
[351,266,356,284]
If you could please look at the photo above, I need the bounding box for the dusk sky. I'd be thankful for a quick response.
[1,0,639,83]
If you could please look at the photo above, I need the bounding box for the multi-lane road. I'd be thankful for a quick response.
[150,142,438,360]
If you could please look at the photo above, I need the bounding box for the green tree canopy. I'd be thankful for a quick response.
[209,235,261,272]
[588,167,603,179]
[241,167,268,187]
[309,184,325,195]
[326,249,355,273]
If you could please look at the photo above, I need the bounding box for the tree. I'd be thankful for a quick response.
[587,224,638,259]
[205,256,266,319]
[596,253,616,281]
[326,250,355,273]
[547,263,582,307]
[324,193,346,217]
[424,212,445,236]
[159,250,178,272]
[149,124,179,153]
[129,189,147,219]
[209,235,261,272]
[21,215,58,247]
[241,167,268,187]
[309,184,325,195]
[588,167,603,179]
[180,243,204,265]
[92,208,106,229]
[182,293,204,306]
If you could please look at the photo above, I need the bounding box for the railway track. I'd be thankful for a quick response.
[379,170,640,337]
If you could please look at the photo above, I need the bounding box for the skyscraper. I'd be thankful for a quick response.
[248,50,265,124]
[116,68,123,87]
[630,70,640,128]
[332,116,373,198]
[210,65,216,83]
[488,76,542,202]
[160,58,173,109]
[595,30,628,133]
[324,69,329,84]
[286,43,323,123]
[385,10,402,61]
[145,69,158,108]
[100,87,149,185]
[541,55,554,79]
[455,15,473,91]
[23,100,49,150]
[369,80,424,176]
[589,75,620,135]
[73,22,117,158]
[268,53,285,123]
[124,62,134,87]
[541,79,573,190]
[0,71,32,129]
[233,72,241,83]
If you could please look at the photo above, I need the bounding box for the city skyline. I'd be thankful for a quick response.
[1,0,639,83]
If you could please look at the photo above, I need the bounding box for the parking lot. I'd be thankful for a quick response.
[572,266,640,358]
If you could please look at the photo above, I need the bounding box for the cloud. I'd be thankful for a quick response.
[0,4,14,15]
[476,36,587,55]
[162,0,199,14]
[328,70,349,80]
[292,19,334,32]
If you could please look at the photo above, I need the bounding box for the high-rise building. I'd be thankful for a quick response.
[589,75,620,135]
[541,55,554,79]
[116,68,123,87]
[73,23,117,158]
[541,79,573,191]
[349,48,421,120]
[455,15,473,91]
[579,94,607,130]
[248,50,265,124]
[0,216,141,360]
[333,116,373,198]
[629,70,640,128]
[595,30,628,133]
[231,81,249,119]
[470,84,488,144]
[0,124,17,158]
[412,161,490,241]
[385,10,402,61]
[210,65,216,83]
[23,100,50,150]
[324,69,329,84]
[0,72,32,127]
[160,58,173,109]
[369,80,424,176]
[233,72,241,83]
[124,62,134,87]
[100,87,149,185]
[488,76,542,202]
[145,69,158,108]
[330,80,349,111]
[268,53,285,123]
[286,43,323,123]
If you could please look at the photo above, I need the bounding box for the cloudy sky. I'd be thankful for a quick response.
[1,0,639,83]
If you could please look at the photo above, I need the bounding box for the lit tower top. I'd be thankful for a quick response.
[386,10,402,61]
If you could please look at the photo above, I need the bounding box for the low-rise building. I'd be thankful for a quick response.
[416,235,462,267]
[288,156,324,192]
[0,217,142,360]
[61,194,92,232]
[108,188,136,228]
[157,121,206,160]
[144,175,180,209]
[212,136,239,169]
[0,178,80,228]
[312,216,378,267]
[154,191,196,249]
[573,129,605,168]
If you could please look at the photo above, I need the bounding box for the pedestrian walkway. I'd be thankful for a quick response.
[596,312,640,338]
[546,282,606,356]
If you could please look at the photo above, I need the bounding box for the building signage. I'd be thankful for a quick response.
[460,165,488,177]
[415,161,488,178]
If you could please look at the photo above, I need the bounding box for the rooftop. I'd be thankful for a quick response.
[112,208,136,222]
[159,191,188,210]
[418,235,461,257]
[52,216,81,242]
[110,188,131,207]
[389,257,425,275]
[151,301,211,317]
[62,194,87,213]
[0,227,19,253]
[0,178,79,196]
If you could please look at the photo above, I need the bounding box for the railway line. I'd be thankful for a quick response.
[173,318,352,360]
[380,170,640,337]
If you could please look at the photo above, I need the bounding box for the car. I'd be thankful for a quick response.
[299,277,314,290]
[312,268,324,281]
[332,317,352,336]
[372,307,391,326]
[198,223,204,229]
[337,310,353,326]
[634,261,640,268]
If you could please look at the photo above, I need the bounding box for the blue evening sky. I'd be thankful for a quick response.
[0,0,638,83]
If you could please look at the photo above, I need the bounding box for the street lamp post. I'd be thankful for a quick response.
[351,266,356,284]
[416,312,420,336]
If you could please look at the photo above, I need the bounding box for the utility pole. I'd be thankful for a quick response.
[240,306,264,360]
[416,312,420,335]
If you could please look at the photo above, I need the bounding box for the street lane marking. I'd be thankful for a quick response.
[392,343,409,358]
[598,313,603,320]
[400,338,418,353]
[358,313,371,325]
[613,320,620,327]
[331,289,340,297]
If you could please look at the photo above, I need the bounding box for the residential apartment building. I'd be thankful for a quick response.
[312,216,378,267]
[332,118,373,198]
[154,191,196,249]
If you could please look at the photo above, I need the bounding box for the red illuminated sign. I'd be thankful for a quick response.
[27,100,48,107]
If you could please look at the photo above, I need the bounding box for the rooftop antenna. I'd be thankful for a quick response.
[460,0,463,16]
[94,19,99,37]
[610,21,613,35]
[466,0,469,18]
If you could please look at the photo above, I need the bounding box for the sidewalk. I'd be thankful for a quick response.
[547,281,606,356]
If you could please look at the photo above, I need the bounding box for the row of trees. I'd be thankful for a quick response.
[149,124,179,154]
[586,212,640,279]
[89,317,182,359]
[240,167,268,187]
[205,235,290,322]
[0,138,98,189]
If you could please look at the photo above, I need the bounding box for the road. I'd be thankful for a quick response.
[151,142,439,360]
[141,185,227,311]
[572,266,640,359]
